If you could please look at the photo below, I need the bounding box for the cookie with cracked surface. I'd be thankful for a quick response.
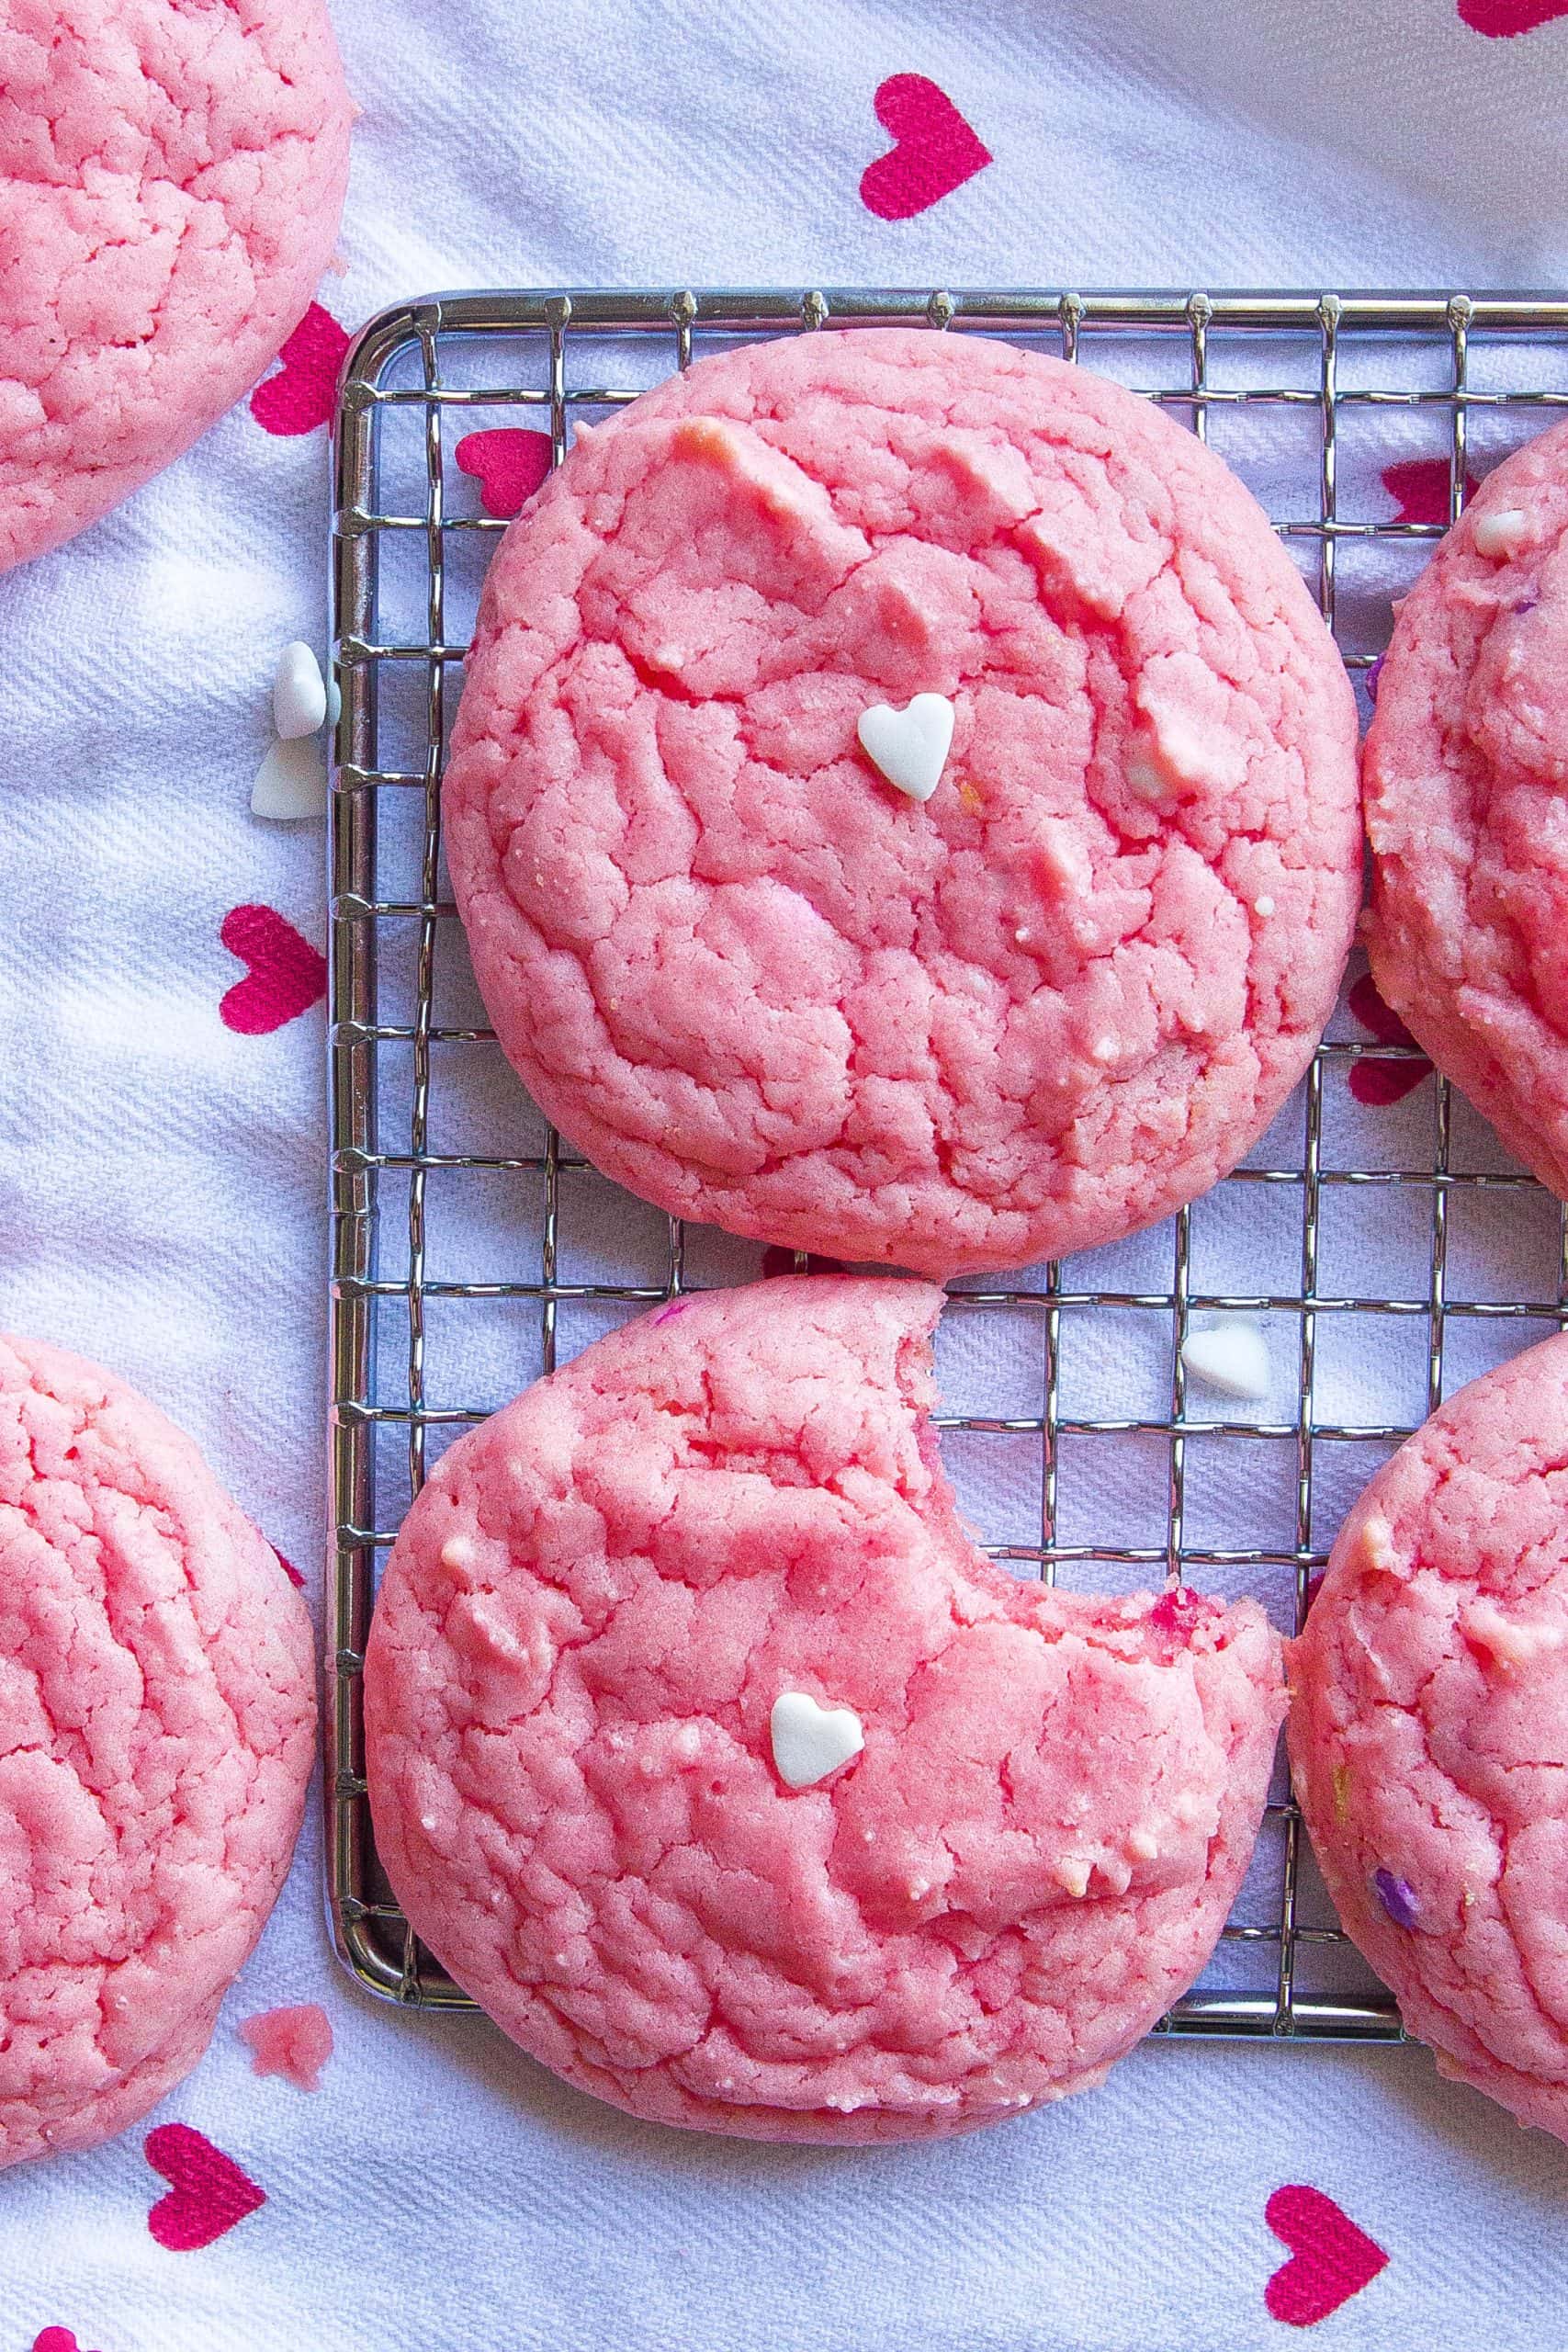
[1365,418,1568,1195]
[1291,1331,1568,2143]
[0,1335,315,2167]
[0,0,353,571]
[364,1276,1286,2143]
[444,327,1360,1277]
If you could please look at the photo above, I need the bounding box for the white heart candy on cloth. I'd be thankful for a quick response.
[856,693,954,803]
[252,734,328,821]
[770,1690,864,1789]
[272,639,329,739]
[1180,1318,1271,1402]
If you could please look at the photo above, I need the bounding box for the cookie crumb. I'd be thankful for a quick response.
[239,2004,333,2093]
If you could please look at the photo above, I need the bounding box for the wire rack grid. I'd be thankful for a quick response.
[327,286,1568,2041]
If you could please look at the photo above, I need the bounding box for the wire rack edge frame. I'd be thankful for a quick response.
[327,281,1567,2039]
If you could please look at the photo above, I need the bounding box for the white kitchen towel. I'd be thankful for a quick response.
[5,3,1568,2347]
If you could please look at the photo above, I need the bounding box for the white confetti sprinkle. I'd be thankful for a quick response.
[272,640,329,739]
[1181,1318,1270,1401]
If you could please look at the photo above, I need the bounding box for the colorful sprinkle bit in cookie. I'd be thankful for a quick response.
[1372,1868,1419,1928]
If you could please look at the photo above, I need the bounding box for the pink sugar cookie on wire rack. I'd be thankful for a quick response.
[1364,414,1568,1200]
[0,0,353,571]
[364,1277,1285,2144]
[1291,1330,1568,2147]
[443,325,1361,1278]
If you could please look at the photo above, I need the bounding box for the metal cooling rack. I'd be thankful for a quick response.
[327,287,1568,2041]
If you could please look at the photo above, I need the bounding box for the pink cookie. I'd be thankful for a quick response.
[0,1336,316,2168]
[364,1277,1285,2143]
[1365,418,1568,1194]
[0,0,353,571]
[1291,1332,1568,2143]
[445,328,1360,1278]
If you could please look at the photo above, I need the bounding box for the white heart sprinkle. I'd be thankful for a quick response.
[770,1691,864,1790]
[1180,1318,1270,1402]
[272,640,329,739]
[1472,507,1530,560]
[856,693,954,803]
[252,734,328,821]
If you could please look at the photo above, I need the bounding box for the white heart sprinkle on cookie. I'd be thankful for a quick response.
[1181,1318,1270,1401]
[857,694,954,804]
[770,1690,864,1789]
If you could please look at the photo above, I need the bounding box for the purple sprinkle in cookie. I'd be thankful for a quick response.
[1290,1330,1568,2142]
[364,1276,1285,2143]
[1365,418,1568,1195]
[1371,1869,1419,1930]
[0,1335,316,2168]
[444,328,1360,1278]
[0,0,354,571]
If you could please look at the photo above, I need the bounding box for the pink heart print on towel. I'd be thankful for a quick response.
[456,428,553,518]
[1459,0,1568,32]
[34,2333,102,2352]
[860,75,991,220]
[1382,456,1480,527]
[219,906,328,1035]
[250,303,352,436]
[1265,2186,1388,2326]
[1348,972,1432,1107]
[144,2124,265,2252]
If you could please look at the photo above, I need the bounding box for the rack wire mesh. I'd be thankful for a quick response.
[327,287,1568,2038]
